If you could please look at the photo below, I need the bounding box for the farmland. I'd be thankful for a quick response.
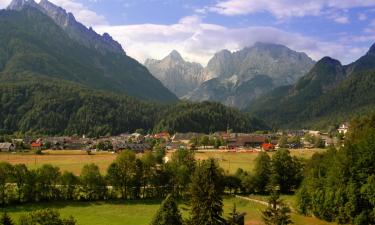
[0,148,324,175]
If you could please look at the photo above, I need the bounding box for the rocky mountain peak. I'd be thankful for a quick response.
[7,0,125,55]
[165,50,184,62]
[7,0,37,10]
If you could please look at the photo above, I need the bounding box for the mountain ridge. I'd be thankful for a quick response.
[250,44,375,128]
[7,0,125,55]
[1,2,178,102]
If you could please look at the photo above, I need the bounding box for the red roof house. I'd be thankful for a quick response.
[262,143,275,151]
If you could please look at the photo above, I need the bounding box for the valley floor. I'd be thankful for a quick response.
[5,196,335,225]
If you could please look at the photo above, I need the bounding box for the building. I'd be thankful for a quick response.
[171,132,202,144]
[113,142,151,153]
[0,142,15,152]
[154,132,170,141]
[338,122,349,134]
[262,143,275,151]
[31,142,42,151]
[227,134,267,148]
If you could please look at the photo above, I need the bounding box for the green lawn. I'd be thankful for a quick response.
[5,197,335,225]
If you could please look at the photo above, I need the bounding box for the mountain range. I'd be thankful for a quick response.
[0,0,267,136]
[2,0,177,103]
[249,43,375,128]
[146,43,315,108]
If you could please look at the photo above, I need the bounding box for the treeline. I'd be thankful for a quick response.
[297,114,375,225]
[0,149,303,207]
[227,149,304,194]
[0,79,267,137]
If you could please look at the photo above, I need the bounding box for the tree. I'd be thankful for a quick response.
[150,194,182,225]
[12,164,29,203]
[18,208,75,225]
[168,148,196,195]
[60,171,79,200]
[200,136,210,149]
[0,162,13,206]
[0,212,14,225]
[253,152,271,193]
[78,164,106,200]
[36,164,61,201]
[271,149,303,193]
[262,192,292,225]
[189,158,226,225]
[106,150,136,199]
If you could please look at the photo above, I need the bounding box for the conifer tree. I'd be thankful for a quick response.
[189,158,226,225]
[150,194,182,225]
[262,192,292,225]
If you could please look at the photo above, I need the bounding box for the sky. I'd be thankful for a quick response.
[1,0,375,65]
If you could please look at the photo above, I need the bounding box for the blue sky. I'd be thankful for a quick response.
[1,0,375,65]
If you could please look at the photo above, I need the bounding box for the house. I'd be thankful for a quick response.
[0,142,15,152]
[338,122,349,134]
[31,142,42,151]
[114,142,151,153]
[154,132,170,141]
[227,134,267,149]
[171,132,202,144]
[262,143,275,151]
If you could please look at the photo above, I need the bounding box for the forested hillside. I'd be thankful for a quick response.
[0,78,266,136]
[0,7,177,103]
[250,45,375,129]
[297,114,375,224]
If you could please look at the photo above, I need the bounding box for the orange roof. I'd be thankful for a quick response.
[262,143,274,150]
[31,142,42,147]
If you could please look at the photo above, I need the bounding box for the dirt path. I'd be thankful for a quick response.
[235,195,269,206]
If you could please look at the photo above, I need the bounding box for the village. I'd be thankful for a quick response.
[0,123,349,153]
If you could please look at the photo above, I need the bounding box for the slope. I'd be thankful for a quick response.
[0,7,177,102]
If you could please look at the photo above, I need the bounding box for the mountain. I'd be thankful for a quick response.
[250,44,375,128]
[145,50,205,97]
[2,0,177,102]
[185,43,315,108]
[8,0,124,55]
[0,77,267,136]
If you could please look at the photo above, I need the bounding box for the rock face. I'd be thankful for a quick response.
[7,0,124,55]
[186,42,315,108]
[145,50,205,97]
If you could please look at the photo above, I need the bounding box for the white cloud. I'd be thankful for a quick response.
[208,0,375,19]
[0,0,107,26]
[94,15,366,66]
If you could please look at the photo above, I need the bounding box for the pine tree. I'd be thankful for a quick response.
[262,192,292,225]
[150,194,182,225]
[189,158,226,225]
[0,212,14,225]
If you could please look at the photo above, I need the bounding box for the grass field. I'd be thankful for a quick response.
[0,151,116,175]
[0,148,324,175]
[5,196,335,225]
[195,149,324,174]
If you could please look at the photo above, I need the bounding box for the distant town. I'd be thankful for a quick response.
[0,122,349,154]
